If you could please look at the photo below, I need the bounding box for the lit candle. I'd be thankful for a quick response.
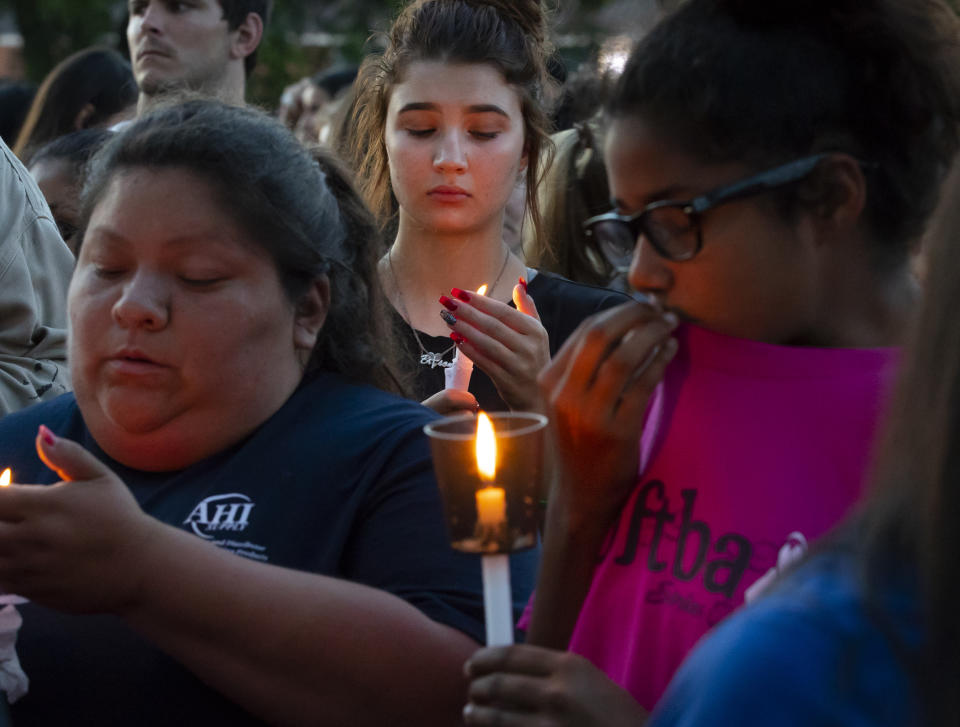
[0,469,10,487]
[474,411,507,529]
[474,412,514,646]
[444,284,487,391]
[475,486,506,528]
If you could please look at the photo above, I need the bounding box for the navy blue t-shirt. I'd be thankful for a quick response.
[0,373,535,725]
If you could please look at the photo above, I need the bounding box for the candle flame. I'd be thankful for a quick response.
[0,469,10,487]
[476,284,488,296]
[475,412,496,481]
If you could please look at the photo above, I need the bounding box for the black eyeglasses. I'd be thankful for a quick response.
[583,153,834,263]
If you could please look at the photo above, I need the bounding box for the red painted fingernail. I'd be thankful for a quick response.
[518,276,528,294]
[439,295,458,311]
[39,424,56,447]
[451,288,470,303]
[450,332,467,344]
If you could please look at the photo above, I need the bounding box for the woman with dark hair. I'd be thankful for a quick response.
[462,0,960,724]
[344,0,627,415]
[29,128,112,252]
[643,170,960,727]
[0,100,490,727]
[13,47,136,161]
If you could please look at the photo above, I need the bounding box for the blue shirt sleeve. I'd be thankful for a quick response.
[649,565,915,727]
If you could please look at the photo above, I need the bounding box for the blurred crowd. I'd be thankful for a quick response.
[0,1,958,725]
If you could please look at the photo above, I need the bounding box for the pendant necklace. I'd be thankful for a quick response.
[387,245,510,369]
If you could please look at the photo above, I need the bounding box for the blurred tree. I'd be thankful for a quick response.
[11,0,123,82]
[8,0,648,109]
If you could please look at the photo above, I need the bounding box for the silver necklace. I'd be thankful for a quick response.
[388,245,511,369]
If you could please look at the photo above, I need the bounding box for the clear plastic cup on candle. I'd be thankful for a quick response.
[424,412,547,554]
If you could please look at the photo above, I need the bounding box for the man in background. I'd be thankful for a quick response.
[127,0,270,115]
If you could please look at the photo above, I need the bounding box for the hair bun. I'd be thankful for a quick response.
[462,0,547,45]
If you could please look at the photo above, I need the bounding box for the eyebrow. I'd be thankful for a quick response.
[397,102,510,118]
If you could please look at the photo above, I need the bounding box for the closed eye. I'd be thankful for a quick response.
[179,276,226,287]
[406,128,435,138]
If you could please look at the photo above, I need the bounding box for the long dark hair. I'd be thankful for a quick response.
[526,121,617,287]
[78,99,400,393]
[855,162,960,724]
[13,47,137,161]
[343,0,556,246]
[610,0,960,266]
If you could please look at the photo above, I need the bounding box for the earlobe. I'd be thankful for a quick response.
[293,277,330,355]
[230,12,264,62]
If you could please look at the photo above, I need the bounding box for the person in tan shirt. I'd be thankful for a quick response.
[0,136,73,415]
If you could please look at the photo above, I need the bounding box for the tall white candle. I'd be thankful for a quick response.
[474,412,514,645]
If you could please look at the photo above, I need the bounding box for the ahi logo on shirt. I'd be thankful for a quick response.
[184,493,255,539]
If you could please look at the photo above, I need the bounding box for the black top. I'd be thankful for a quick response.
[0,374,537,725]
[397,270,630,411]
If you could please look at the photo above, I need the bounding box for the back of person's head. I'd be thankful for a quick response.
[526,122,623,288]
[79,99,396,392]
[0,80,37,148]
[30,128,113,176]
[313,65,358,100]
[217,0,272,76]
[29,128,112,247]
[13,47,136,160]
[346,0,556,242]
[859,161,960,724]
[551,59,613,133]
[611,0,960,268]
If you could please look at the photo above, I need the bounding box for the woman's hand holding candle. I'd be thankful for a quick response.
[441,282,549,412]
[0,426,160,614]
[463,644,649,727]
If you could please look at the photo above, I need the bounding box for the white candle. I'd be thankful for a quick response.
[444,284,487,392]
[481,554,513,646]
[444,348,474,391]
[473,412,514,644]
[475,485,507,528]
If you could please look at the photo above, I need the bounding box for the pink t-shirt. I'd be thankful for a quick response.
[565,324,897,711]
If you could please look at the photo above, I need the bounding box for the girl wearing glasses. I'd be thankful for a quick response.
[345,0,627,416]
[463,0,960,724]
